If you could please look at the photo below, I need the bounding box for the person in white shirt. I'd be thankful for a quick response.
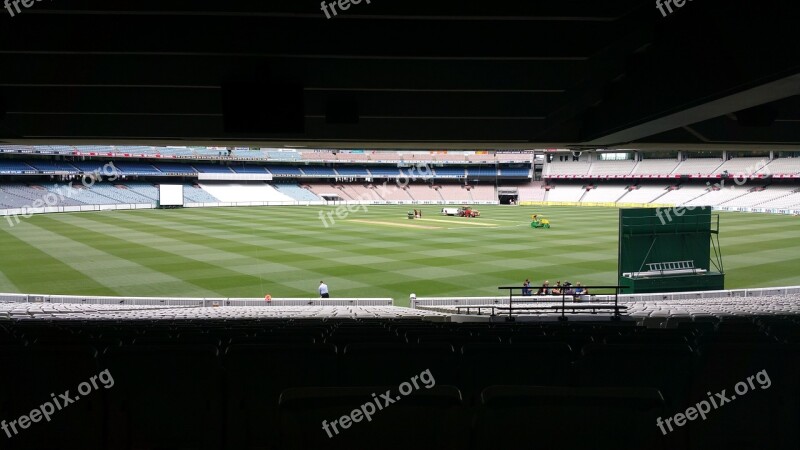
[319,281,330,298]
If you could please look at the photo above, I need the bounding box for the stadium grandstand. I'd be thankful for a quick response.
[1,1,799,450]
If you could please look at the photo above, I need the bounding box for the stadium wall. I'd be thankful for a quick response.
[0,199,500,218]
[0,293,393,307]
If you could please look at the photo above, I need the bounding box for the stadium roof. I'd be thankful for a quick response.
[0,0,798,150]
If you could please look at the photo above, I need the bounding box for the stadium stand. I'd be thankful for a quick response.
[617,185,671,204]
[545,184,585,202]
[580,184,629,203]
[334,166,370,177]
[92,184,155,204]
[0,160,36,174]
[546,159,591,176]
[518,181,547,202]
[198,183,295,203]
[123,182,160,201]
[300,166,337,177]
[183,184,221,203]
[406,184,442,201]
[468,185,497,201]
[153,163,198,175]
[466,167,498,177]
[266,166,303,176]
[26,160,79,172]
[761,157,800,176]
[112,162,162,175]
[497,167,530,177]
[368,167,402,177]
[51,184,118,205]
[683,187,750,207]
[653,185,709,205]
[437,184,471,202]
[712,157,769,177]
[193,164,235,174]
[588,160,637,176]
[630,159,680,176]
[672,158,725,177]
[229,164,269,174]
[273,184,321,202]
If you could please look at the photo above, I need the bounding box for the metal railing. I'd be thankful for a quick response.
[497,285,626,321]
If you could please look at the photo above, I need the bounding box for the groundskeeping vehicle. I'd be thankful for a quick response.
[442,206,480,217]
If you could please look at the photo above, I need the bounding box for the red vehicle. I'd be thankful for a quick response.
[457,206,480,217]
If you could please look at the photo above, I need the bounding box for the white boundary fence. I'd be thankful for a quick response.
[0,203,154,219]
[0,200,500,218]
[0,293,393,307]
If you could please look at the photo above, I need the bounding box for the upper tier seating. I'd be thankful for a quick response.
[672,158,725,177]
[589,160,637,176]
[193,164,234,174]
[26,160,79,172]
[335,166,370,176]
[630,159,680,176]
[112,162,162,175]
[300,166,337,176]
[761,158,800,176]
[712,157,770,177]
[498,167,529,177]
[230,165,269,174]
[0,160,35,174]
[546,160,591,176]
[153,163,198,174]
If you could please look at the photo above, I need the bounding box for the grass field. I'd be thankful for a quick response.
[0,205,798,306]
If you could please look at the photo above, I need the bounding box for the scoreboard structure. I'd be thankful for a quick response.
[618,207,725,294]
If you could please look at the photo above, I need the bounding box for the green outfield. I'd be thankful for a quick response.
[0,205,798,306]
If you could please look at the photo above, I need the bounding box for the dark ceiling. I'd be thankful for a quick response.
[0,0,798,150]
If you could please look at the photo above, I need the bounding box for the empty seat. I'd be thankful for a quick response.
[278,385,467,450]
[475,385,668,450]
[461,343,573,401]
[0,345,105,450]
[104,345,223,450]
[340,343,457,386]
[224,343,338,449]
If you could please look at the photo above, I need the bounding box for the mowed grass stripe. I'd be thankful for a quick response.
[0,226,114,295]
[31,215,276,298]
[1,206,798,305]
[63,212,379,295]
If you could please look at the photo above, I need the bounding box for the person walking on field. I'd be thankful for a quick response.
[319,281,330,298]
